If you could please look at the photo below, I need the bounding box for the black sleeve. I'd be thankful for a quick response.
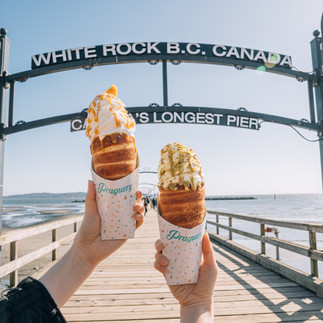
[0,277,67,323]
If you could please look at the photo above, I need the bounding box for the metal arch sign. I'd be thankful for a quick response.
[27,41,318,137]
[2,37,318,138]
[70,108,260,132]
[31,41,292,70]
[129,110,260,129]
[0,38,318,139]
[69,106,318,133]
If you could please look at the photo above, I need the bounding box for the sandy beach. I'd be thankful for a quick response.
[0,212,83,289]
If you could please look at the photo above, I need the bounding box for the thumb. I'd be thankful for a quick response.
[85,180,99,216]
[202,233,216,268]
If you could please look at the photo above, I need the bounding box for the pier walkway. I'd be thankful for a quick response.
[57,210,323,322]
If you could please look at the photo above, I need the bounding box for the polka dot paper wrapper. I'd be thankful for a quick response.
[157,213,206,285]
[91,167,139,240]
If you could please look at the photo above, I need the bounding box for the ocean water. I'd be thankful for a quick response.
[206,194,323,222]
[205,193,323,277]
[1,194,322,277]
[2,198,85,228]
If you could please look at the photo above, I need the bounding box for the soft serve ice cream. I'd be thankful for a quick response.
[158,142,205,191]
[85,84,135,143]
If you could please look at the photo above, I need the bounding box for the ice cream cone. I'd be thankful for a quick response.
[91,133,137,180]
[86,85,137,180]
[158,187,205,228]
[157,142,206,284]
[85,85,139,240]
[157,142,205,229]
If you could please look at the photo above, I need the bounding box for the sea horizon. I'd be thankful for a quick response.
[3,191,322,198]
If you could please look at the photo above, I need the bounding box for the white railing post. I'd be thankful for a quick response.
[260,223,266,255]
[309,228,318,277]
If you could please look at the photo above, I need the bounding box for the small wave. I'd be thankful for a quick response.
[2,204,84,228]
[4,216,48,228]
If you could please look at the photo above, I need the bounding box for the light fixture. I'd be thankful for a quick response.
[148,60,159,65]
[82,65,93,70]
[234,65,245,70]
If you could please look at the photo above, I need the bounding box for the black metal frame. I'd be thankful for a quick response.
[0,105,318,140]
[0,46,319,138]
[5,53,314,84]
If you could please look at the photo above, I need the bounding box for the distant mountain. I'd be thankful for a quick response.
[4,192,87,199]
[205,196,256,200]
[4,192,256,201]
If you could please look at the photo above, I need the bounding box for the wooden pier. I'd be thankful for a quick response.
[1,210,323,322]
[52,211,323,322]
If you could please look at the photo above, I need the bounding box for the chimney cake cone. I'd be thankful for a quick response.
[85,85,139,240]
[157,142,205,228]
[85,85,137,179]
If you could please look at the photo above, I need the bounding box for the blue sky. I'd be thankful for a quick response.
[1,0,322,195]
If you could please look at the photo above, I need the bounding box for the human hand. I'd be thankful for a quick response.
[39,182,143,308]
[154,233,217,322]
[73,180,144,270]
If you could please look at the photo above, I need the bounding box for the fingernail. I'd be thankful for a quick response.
[162,258,169,266]
[136,191,143,202]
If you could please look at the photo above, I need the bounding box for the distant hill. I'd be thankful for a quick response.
[4,192,256,201]
[205,196,256,200]
[4,192,87,199]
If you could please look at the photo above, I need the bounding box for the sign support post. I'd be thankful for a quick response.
[162,60,168,107]
[311,29,323,190]
[0,28,9,239]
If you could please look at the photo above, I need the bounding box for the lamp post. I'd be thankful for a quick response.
[0,28,10,238]
[311,26,323,190]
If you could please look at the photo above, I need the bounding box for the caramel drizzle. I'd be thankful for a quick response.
[85,93,135,138]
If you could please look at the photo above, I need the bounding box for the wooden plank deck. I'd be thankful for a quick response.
[61,210,323,322]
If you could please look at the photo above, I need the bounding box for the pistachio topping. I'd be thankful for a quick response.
[157,142,205,191]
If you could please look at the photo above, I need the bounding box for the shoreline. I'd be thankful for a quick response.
[2,205,84,230]
[2,211,82,232]
[205,196,256,200]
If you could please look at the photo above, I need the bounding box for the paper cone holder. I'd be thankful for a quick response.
[157,204,206,285]
[91,158,139,240]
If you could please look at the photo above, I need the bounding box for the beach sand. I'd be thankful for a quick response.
[0,213,83,289]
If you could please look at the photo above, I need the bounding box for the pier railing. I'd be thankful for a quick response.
[0,215,83,287]
[207,211,323,297]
